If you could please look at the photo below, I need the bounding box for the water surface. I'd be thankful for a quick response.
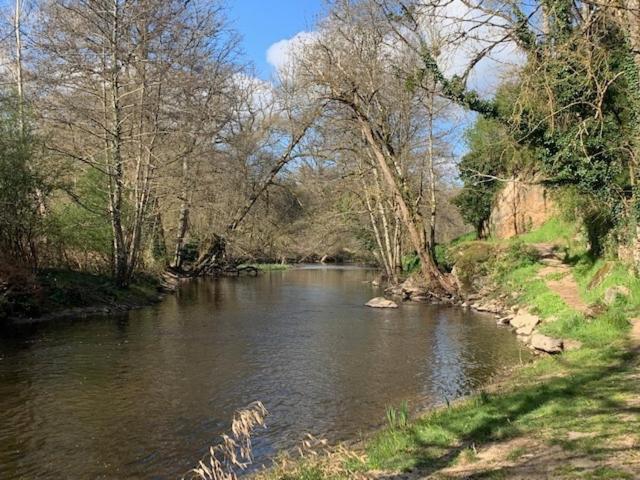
[0,266,528,479]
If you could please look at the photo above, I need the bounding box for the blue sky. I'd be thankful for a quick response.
[228,0,325,79]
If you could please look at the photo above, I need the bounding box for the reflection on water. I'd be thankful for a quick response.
[0,266,528,479]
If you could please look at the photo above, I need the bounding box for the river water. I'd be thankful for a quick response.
[0,266,528,479]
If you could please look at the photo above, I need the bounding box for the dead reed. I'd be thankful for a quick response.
[183,401,268,480]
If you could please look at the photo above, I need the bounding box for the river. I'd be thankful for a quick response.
[0,266,528,479]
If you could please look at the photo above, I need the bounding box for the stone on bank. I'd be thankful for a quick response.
[366,297,399,309]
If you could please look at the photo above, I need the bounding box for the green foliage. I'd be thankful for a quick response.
[386,401,410,430]
[433,244,453,272]
[454,101,538,238]
[401,252,421,274]
[453,118,510,238]
[448,241,497,291]
[49,169,113,269]
[0,92,42,263]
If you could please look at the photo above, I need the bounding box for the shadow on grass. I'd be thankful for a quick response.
[367,346,640,479]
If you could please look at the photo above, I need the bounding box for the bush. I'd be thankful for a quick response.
[0,258,41,320]
[449,241,498,292]
[401,252,420,274]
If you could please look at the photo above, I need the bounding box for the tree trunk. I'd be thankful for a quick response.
[173,157,191,269]
[108,0,128,288]
[426,93,437,255]
[359,120,455,294]
[362,175,392,279]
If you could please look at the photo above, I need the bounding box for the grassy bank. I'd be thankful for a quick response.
[256,220,640,479]
[1,269,162,324]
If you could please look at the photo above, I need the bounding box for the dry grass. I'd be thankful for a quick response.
[254,434,367,480]
[183,401,268,480]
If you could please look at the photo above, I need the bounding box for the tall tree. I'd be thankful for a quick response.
[36,0,236,286]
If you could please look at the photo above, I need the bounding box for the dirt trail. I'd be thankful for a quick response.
[532,243,591,315]
[631,317,640,350]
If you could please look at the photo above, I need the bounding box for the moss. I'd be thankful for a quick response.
[449,241,498,291]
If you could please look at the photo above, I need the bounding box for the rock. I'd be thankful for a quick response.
[510,311,540,336]
[365,297,399,309]
[604,286,630,306]
[461,302,469,308]
[563,339,583,351]
[517,334,532,344]
[385,285,404,297]
[411,295,430,303]
[400,276,430,299]
[489,176,556,239]
[475,301,502,314]
[497,316,512,326]
[530,333,563,354]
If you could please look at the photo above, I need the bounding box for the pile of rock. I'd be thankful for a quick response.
[385,276,456,304]
[493,309,581,354]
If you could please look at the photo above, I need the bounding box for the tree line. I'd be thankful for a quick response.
[2,0,637,294]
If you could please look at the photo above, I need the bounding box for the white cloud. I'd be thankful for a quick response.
[266,31,319,73]
[232,72,274,112]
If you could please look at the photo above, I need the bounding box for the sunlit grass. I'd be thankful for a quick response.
[515,217,577,245]
[361,342,637,474]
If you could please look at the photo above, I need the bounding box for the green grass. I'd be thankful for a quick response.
[361,343,638,475]
[452,231,478,245]
[515,217,577,245]
[572,256,640,309]
[358,218,639,476]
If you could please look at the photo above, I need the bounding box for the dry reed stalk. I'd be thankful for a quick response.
[183,401,268,480]
[254,434,368,480]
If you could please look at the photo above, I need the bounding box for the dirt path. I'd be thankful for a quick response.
[632,317,640,350]
[532,243,591,315]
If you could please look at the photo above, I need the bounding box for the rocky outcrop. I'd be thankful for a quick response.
[399,276,430,300]
[365,297,399,309]
[489,178,556,239]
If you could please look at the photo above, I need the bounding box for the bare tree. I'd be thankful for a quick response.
[295,0,456,292]
[35,0,235,286]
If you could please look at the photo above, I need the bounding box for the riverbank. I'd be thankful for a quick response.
[1,269,164,325]
[255,219,640,479]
